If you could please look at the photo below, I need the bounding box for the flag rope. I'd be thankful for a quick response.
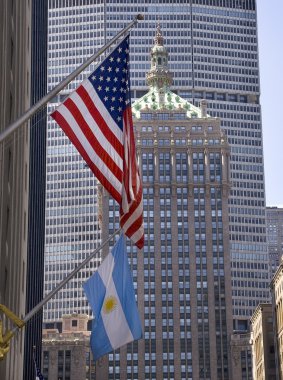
[0,14,144,143]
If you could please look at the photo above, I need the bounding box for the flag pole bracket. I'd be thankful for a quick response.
[0,304,25,360]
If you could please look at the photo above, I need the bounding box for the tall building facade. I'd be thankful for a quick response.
[97,29,233,380]
[266,207,283,278]
[44,0,103,322]
[43,120,101,324]
[46,0,268,332]
[0,1,31,379]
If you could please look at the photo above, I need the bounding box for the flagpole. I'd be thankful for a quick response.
[0,14,144,143]
[11,227,121,336]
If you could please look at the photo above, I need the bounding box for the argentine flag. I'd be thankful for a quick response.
[83,233,142,361]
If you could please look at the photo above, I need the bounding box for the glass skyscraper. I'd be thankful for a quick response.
[45,0,269,329]
[45,1,268,378]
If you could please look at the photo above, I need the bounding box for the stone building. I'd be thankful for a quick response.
[250,303,276,380]
[230,332,253,380]
[0,1,31,379]
[42,314,94,380]
[270,258,283,380]
[97,26,233,380]
[0,1,48,379]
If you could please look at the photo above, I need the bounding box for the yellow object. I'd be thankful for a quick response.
[103,295,118,314]
[0,304,25,360]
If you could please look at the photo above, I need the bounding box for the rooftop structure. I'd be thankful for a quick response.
[42,314,94,380]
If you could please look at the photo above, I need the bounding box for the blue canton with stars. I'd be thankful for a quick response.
[36,366,44,380]
[88,36,131,132]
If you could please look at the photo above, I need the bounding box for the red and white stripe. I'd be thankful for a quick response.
[51,78,144,249]
[120,106,144,249]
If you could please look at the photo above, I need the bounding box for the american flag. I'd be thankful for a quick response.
[51,36,144,249]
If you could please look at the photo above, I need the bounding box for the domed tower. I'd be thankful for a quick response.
[132,24,204,119]
[146,22,173,93]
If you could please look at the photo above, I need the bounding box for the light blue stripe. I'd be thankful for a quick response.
[83,269,106,326]
[90,317,113,361]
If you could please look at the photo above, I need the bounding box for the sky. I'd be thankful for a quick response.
[257,0,283,207]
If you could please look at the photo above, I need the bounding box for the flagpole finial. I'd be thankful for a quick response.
[136,14,144,20]
[0,304,25,361]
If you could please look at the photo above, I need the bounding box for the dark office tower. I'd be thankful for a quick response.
[0,1,31,380]
[98,28,233,380]
[266,207,283,278]
[23,1,48,379]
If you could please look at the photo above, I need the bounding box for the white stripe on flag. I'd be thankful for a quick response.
[130,226,144,245]
[123,204,144,239]
[98,252,134,350]
[121,194,143,229]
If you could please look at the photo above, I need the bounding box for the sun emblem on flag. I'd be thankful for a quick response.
[103,296,117,314]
